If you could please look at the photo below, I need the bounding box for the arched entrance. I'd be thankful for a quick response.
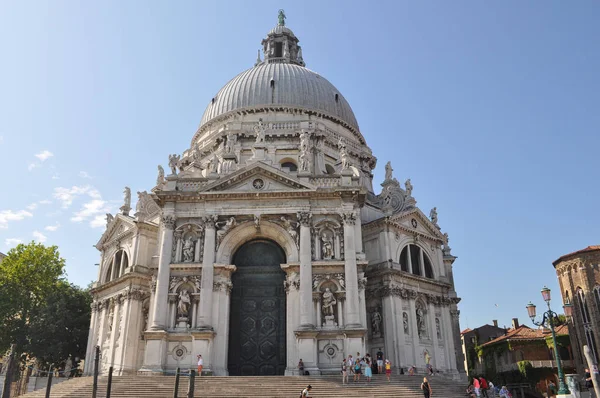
[227,239,287,376]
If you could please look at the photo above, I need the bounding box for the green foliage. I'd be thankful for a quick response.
[545,334,570,349]
[27,281,91,367]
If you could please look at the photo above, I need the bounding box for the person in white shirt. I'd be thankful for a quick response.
[197,354,203,376]
[347,355,354,375]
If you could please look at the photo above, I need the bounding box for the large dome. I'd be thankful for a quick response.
[199,61,359,132]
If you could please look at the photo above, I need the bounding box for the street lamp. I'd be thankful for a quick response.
[526,286,570,395]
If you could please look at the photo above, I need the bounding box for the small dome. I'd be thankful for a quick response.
[268,25,296,37]
[200,63,359,132]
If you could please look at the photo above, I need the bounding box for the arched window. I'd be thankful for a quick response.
[577,288,591,323]
[399,244,434,279]
[105,249,129,283]
[281,161,297,171]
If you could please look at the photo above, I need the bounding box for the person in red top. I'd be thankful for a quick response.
[479,376,489,398]
[473,377,481,397]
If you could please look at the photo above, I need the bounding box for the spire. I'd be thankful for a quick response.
[255,49,261,66]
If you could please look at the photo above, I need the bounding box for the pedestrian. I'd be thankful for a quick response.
[364,358,372,382]
[385,359,392,382]
[467,384,476,398]
[488,381,496,397]
[473,376,481,397]
[498,386,511,398]
[408,365,415,376]
[421,376,432,398]
[341,358,348,384]
[480,376,489,398]
[428,365,434,376]
[196,354,203,376]
[300,384,312,397]
[376,348,384,374]
[547,379,556,398]
[353,358,362,382]
[585,368,595,398]
[347,355,354,376]
[298,358,305,375]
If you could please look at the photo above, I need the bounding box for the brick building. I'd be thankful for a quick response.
[554,245,600,373]
[461,320,506,375]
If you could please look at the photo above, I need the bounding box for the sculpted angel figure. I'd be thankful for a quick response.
[430,207,438,224]
[183,237,195,262]
[157,165,165,186]
[254,119,266,144]
[405,178,413,196]
[216,217,237,241]
[321,288,336,317]
[177,289,191,317]
[168,154,180,175]
[385,161,393,181]
[280,216,298,245]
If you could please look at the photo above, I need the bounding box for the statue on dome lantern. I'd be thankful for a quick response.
[278,9,286,26]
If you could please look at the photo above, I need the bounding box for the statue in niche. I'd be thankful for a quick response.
[123,187,131,209]
[405,178,413,196]
[168,154,180,175]
[254,119,266,144]
[280,216,298,246]
[105,213,114,227]
[321,288,337,317]
[299,151,309,172]
[321,232,333,259]
[416,307,426,337]
[225,132,237,153]
[157,165,165,186]
[371,310,382,336]
[436,318,441,339]
[183,237,195,262]
[385,161,393,181]
[216,217,237,242]
[177,290,191,318]
[403,312,409,335]
[430,207,438,225]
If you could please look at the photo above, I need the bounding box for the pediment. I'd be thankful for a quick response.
[389,208,445,241]
[199,162,315,193]
[96,214,136,249]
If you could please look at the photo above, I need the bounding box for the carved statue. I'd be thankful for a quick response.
[168,154,180,175]
[416,307,426,337]
[405,179,413,196]
[371,310,382,335]
[216,217,237,242]
[135,191,143,214]
[177,290,191,318]
[278,9,286,26]
[183,237,195,262]
[443,232,449,243]
[280,216,298,246]
[254,214,260,229]
[299,130,310,153]
[123,187,131,209]
[157,165,165,186]
[299,151,309,172]
[403,312,409,334]
[254,119,266,144]
[430,207,438,225]
[105,213,114,227]
[225,132,237,153]
[340,145,350,171]
[321,233,333,259]
[321,288,336,317]
[385,161,393,181]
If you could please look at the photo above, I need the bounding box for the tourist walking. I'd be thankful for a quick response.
[385,359,392,382]
[347,355,354,376]
[341,358,348,384]
[300,384,312,397]
[364,358,372,382]
[480,376,489,397]
[421,377,432,398]
[376,348,384,373]
[196,354,203,376]
[353,358,362,382]
[298,358,305,375]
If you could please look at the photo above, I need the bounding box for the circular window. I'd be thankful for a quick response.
[252,178,265,190]
[411,219,418,228]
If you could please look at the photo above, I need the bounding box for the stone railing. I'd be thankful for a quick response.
[309,177,340,188]
[323,126,361,152]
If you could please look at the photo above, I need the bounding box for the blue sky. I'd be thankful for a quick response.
[1,1,599,329]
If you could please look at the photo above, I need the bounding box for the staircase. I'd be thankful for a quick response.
[21,374,467,397]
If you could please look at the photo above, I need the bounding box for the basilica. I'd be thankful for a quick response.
[85,13,464,378]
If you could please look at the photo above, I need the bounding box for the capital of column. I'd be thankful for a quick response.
[297,211,312,227]
[203,215,218,230]
[162,215,176,229]
[340,211,357,225]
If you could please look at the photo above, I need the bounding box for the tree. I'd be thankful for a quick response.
[27,282,92,367]
[0,242,66,354]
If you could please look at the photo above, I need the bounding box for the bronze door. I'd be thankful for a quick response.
[228,240,287,376]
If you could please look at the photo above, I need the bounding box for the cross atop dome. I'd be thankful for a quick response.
[258,10,305,67]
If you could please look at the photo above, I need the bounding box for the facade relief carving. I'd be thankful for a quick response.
[216,216,237,247]
[283,271,300,292]
[403,312,410,335]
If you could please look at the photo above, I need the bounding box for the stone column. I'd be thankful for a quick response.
[199,217,216,329]
[358,276,367,328]
[450,308,465,372]
[442,307,456,371]
[110,254,118,281]
[298,212,314,328]
[84,302,99,374]
[337,296,344,327]
[107,297,122,368]
[191,297,199,328]
[315,297,321,327]
[354,209,363,255]
[114,294,130,373]
[150,214,175,330]
[174,231,183,263]
[342,211,361,327]
[119,290,146,375]
[409,299,420,363]
[428,302,440,369]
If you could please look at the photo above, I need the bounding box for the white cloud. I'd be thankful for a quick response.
[91,214,107,229]
[26,203,38,211]
[5,238,22,246]
[53,185,101,208]
[34,150,54,161]
[51,174,60,180]
[78,171,92,179]
[44,222,60,232]
[32,230,47,243]
[71,199,107,222]
[38,200,52,205]
[0,209,33,229]
[28,163,37,171]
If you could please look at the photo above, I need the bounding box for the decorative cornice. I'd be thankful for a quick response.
[365,283,460,307]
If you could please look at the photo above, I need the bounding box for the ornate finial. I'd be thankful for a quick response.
[278,9,286,26]
[255,49,261,66]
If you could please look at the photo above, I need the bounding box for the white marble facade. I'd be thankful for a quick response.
[84,16,464,378]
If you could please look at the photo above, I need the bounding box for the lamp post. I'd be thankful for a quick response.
[526,286,572,395]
